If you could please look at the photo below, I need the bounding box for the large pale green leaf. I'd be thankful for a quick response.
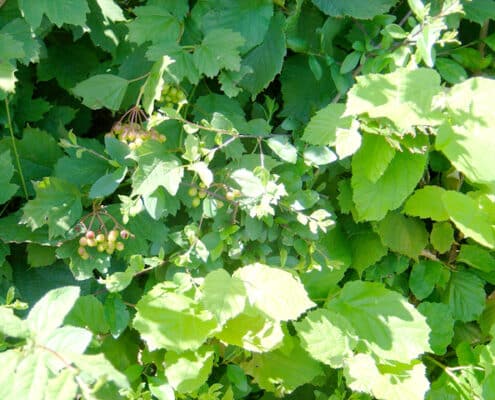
[194,29,245,77]
[0,307,29,338]
[132,155,184,197]
[328,281,431,362]
[462,0,495,25]
[312,0,400,19]
[71,353,129,389]
[133,283,217,352]
[377,213,428,259]
[45,370,78,400]
[0,150,19,204]
[215,305,284,352]
[0,18,42,64]
[437,77,495,190]
[345,68,442,129]
[443,270,485,322]
[403,186,449,221]
[349,227,388,276]
[417,302,454,355]
[0,351,21,400]
[352,148,427,221]
[302,103,353,146]
[351,134,395,183]
[295,309,357,368]
[26,286,80,340]
[442,191,495,249]
[72,74,129,111]
[200,269,246,324]
[18,0,90,28]
[95,0,125,21]
[164,346,215,394]
[11,353,48,400]
[65,295,110,334]
[21,177,82,238]
[195,0,273,52]
[0,61,17,94]
[127,6,180,45]
[242,335,323,395]
[240,12,286,96]
[344,354,429,400]
[233,263,315,321]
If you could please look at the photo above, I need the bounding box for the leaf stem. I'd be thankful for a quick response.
[4,98,28,199]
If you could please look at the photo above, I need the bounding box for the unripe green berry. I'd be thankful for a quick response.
[198,190,207,199]
[225,191,235,201]
[108,230,119,242]
[87,238,97,247]
[97,243,106,252]
[80,252,90,260]
[115,242,125,251]
[188,187,198,197]
[192,197,201,208]
[96,233,105,243]
[78,247,87,256]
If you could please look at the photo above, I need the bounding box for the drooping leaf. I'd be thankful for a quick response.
[233,263,315,321]
[328,281,431,362]
[345,68,442,129]
[72,74,129,111]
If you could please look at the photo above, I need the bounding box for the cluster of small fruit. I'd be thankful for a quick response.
[187,185,241,208]
[109,122,166,150]
[77,229,130,260]
[160,84,186,108]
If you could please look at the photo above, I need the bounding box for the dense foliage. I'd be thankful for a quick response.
[1,0,495,399]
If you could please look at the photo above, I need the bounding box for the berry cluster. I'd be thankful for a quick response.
[78,229,130,260]
[160,84,186,108]
[109,122,166,150]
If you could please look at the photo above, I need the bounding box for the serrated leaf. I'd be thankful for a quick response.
[65,295,110,334]
[132,155,184,196]
[350,228,388,276]
[462,0,495,25]
[95,0,125,21]
[377,213,428,259]
[302,103,351,146]
[345,68,442,129]
[0,61,17,93]
[295,309,357,368]
[72,74,128,111]
[418,302,454,355]
[18,0,90,28]
[194,29,245,78]
[45,369,78,400]
[127,6,180,45]
[457,244,495,273]
[142,56,174,115]
[164,346,214,394]
[344,354,429,400]
[27,286,80,340]
[104,294,130,338]
[242,335,323,394]
[43,326,92,371]
[0,18,42,64]
[0,150,19,204]
[0,307,29,338]
[240,12,286,96]
[312,0,400,19]
[403,186,449,221]
[89,166,127,199]
[21,177,82,238]
[233,263,315,321]
[335,120,362,159]
[352,147,427,221]
[409,260,445,300]
[267,136,297,164]
[200,269,246,324]
[328,281,431,362]
[442,191,495,249]
[352,134,396,183]
[430,221,455,253]
[133,283,217,352]
[26,243,56,267]
[11,353,49,400]
[443,270,485,322]
[71,353,129,389]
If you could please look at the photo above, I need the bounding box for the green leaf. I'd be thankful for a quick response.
[0,18,42,64]
[0,307,29,338]
[11,353,49,400]
[462,0,495,25]
[345,68,442,129]
[352,147,427,221]
[267,136,297,164]
[409,260,445,300]
[430,221,455,254]
[0,150,19,204]
[104,294,130,338]
[303,146,337,166]
[89,166,127,199]
[349,227,388,276]
[26,243,56,267]
[200,269,246,324]
[417,302,454,355]
[437,77,495,190]
[195,0,273,52]
[71,353,130,389]
[142,56,174,115]
[403,186,449,221]
[127,6,180,45]
[242,335,323,395]
[328,281,431,362]
[377,213,428,259]
[335,120,362,159]
[240,12,286,96]
[0,33,25,60]
[132,155,184,197]
[442,191,495,249]
[443,270,485,322]
[26,286,80,340]
[351,134,395,183]
[194,29,245,78]
[65,295,110,334]
[435,58,467,84]
[72,74,129,111]
[164,346,215,393]
[95,0,125,21]
[231,169,263,197]
[344,354,429,400]
[295,309,357,368]
[18,0,90,28]
[457,244,495,273]
[312,0,400,19]
[21,177,82,238]
[133,283,218,352]
[233,263,315,321]
[340,51,361,74]
[0,61,17,93]
[45,370,78,400]
[302,103,351,146]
